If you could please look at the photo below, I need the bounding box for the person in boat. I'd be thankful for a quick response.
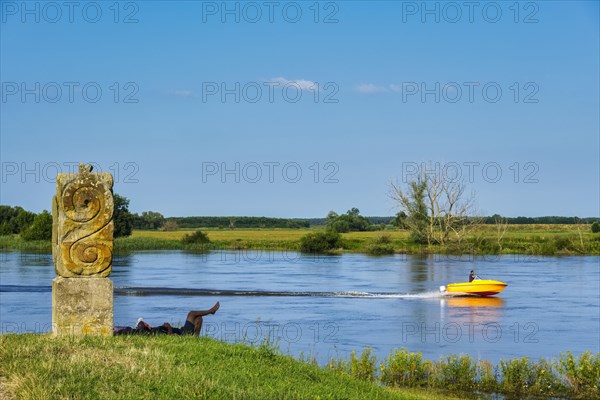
[114,302,220,336]
[469,270,476,282]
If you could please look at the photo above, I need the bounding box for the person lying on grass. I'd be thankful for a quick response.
[114,302,220,336]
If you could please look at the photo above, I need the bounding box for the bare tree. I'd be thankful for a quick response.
[162,220,179,232]
[391,168,478,246]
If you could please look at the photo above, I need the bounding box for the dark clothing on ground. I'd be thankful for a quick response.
[113,321,194,336]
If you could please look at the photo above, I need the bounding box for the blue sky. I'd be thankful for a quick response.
[1,1,598,218]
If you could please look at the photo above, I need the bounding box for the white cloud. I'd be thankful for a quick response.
[357,83,388,94]
[268,77,318,91]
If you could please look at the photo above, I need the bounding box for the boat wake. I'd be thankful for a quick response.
[114,287,446,299]
[0,285,446,299]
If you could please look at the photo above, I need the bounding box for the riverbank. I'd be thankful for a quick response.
[1,335,597,399]
[1,224,598,255]
[0,335,459,400]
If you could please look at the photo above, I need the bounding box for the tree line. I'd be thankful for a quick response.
[168,216,310,229]
[1,190,598,244]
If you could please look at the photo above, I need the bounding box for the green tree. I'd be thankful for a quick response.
[0,222,12,236]
[21,210,52,241]
[390,179,429,244]
[140,211,165,230]
[0,206,34,234]
[330,219,350,233]
[12,208,35,233]
[393,211,408,229]
[113,194,133,237]
[592,221,600,233]
[0,205,18,225]
[326,208,371,233]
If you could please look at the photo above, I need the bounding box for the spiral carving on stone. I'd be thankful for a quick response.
[53,164,114,277]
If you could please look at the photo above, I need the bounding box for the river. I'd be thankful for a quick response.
[1,250,598,365]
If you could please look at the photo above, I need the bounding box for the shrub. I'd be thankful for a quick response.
[477,360,498,393]
[20,211,52,241]
[527,358,565,397]
[538,241,557,256]
[592,221,600,233]
[299,230,342,253]
[181,230,211,245]
[374,235,391,244]
[558,351,600,397]
[499,357,534,395]
[434,355,477,391]
[349,348,376,382]
[380,348,429,387]
[327,347,599,398]
[554,236,572,251]
[366,235,395,255]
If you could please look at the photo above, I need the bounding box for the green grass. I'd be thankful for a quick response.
[2,336,597,399]
[133,225,600,255]
[1,224,599,255]
[0,335,459,400]
[330,348,600,399]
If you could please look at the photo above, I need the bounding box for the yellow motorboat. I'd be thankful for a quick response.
[439,279,507,296]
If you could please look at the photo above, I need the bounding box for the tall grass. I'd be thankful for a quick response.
[330,348,600,399]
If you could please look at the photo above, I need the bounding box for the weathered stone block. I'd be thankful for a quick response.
[53,164,114,278]
[52,277,113,336]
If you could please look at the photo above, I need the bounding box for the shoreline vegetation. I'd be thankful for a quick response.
[1,224,599,256]
[1,335,598,399]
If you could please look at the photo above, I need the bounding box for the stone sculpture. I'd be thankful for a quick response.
[52,164,114,336]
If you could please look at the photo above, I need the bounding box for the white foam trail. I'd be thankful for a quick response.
[332,291,445,299]
[376,291,446,299]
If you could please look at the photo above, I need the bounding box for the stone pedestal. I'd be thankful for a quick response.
[52,277,113,336]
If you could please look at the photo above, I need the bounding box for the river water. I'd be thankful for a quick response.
[1,250,598,364]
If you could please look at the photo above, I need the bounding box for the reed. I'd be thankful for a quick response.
[330,348,600,399]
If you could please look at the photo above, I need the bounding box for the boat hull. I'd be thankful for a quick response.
[443,280,507,296]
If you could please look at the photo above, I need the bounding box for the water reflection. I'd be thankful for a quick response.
[444,296,505,308]
[441,296,505,326]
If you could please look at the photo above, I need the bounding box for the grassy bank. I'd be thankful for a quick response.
[1,224,599,255]
[1,336,597,399]
[0,335,458,400]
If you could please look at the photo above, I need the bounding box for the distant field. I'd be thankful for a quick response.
[131,224,594,242]
[128,225,599,255]
[132,228,313,241]
[1,225,598,255]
